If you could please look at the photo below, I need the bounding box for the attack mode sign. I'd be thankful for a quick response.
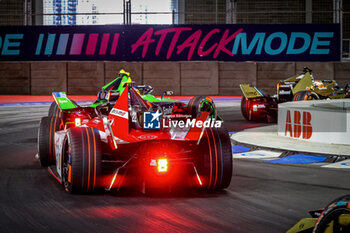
[0,24,340,61]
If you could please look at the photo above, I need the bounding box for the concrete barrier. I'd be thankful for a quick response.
[143,62,180,95]
[0,62,30,94]
[31,62,67,95]
[0,61,349,96]
[278,99,350,145]
[257,62,295,95]
[334,62,350,87]
[219,62,257,95]
[181,61,218,95]
[295,62,334,80]
[67,62,104,94]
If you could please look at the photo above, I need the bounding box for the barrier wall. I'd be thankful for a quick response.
[278,99,350,145]
[0,61,349,95]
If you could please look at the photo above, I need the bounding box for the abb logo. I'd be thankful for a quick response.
[285,110,312,139]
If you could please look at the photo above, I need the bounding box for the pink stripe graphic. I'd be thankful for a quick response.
[86,33,98,55]
[110,33,120,55]
[69,33,85,55]
[99,33,110,55]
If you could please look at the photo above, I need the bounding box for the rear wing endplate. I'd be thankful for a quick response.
[52,92,78,110]
[292,72,313,95]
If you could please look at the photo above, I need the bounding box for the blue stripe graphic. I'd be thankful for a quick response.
[45,34,56,55]
[36,34,44,55]
[57,34,69,55]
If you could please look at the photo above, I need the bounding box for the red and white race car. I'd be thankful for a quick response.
[37,85,232,194]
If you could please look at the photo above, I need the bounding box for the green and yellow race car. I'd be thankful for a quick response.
[240,67,350,122]
[47,69,219,129]
[287,194,350,233]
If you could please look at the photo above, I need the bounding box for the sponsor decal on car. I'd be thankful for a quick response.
[110,108,128,119]
[279,84,292,88]
[138,135,158,140]
[279,90,291,95]
[58,99,68,103]
[143,111,161,129]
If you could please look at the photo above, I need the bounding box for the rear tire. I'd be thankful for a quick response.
[293,91,319,101]
[188,96,217,119]
[48,101,62,118]
[38,116,62,167]
[64,127,102,193]
[197,127,233,191]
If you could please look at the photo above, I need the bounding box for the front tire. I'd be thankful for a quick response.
[38,116,62,167]
[188,96,217,119]
[197,127,233,191]
[63,127,102,193]
[314,195,350,233]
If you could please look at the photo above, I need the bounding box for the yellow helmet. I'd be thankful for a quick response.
[119,69,130,77]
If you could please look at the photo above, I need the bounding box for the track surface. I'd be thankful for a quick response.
[0,103,349,233]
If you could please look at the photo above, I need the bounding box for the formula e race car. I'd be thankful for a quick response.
[37,84,232,194]
[287,194,350,233]
[240,67,350,122]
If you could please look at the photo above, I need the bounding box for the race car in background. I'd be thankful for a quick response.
[37,83,232,194]
[240,67,350,122]
[287,194,350,233]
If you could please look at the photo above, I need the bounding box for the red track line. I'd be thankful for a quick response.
[0,95,241,103]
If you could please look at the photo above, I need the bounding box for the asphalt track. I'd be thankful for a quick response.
[0,102,350,233]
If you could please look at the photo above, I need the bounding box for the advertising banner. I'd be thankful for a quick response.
[278,101,350,145]
[0,24,340,61]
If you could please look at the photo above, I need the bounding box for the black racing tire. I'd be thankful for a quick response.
[240,97,250,121]
[38,116,62,167]
[313,195,350,233]
[188,96,217,119]
[48,101,62,118]
[292,92,300,101]
[197,127,233,191]
[293,91,320,101]
[64,127,102,194]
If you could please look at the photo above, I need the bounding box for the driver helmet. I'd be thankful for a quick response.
[313,80,324,89]
[119,69,130,77]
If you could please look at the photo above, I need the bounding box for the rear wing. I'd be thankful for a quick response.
[52,92,78,110]
[239,84,264,99]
